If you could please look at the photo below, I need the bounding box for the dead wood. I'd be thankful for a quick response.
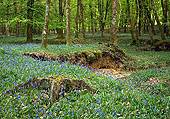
[3,76,95,102]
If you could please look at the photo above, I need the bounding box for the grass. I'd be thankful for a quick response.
[0,34,170,118]
[118,34,170,69]
[0,43,101,56]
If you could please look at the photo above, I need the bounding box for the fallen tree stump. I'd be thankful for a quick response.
[23,44,128,70]
[3,76,95,102]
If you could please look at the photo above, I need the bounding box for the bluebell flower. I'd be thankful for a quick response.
[112,111,117,117]
[143,99,148,106]
[96,98,101,104]
[17,95,21,99]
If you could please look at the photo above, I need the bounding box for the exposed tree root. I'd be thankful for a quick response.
[3,76,95,102]
[23,44,128,70]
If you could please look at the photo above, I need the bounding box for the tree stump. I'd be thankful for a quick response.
[3,76,95,102]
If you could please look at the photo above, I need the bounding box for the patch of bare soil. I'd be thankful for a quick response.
[146,77,160,85]
[4,76,95,102]
[95,69,131,79]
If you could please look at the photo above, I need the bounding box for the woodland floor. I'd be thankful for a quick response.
[0,33,170,118]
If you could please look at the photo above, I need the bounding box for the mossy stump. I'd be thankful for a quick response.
[3,76,95,102]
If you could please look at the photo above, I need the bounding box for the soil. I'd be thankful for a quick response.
[23,45,130,79]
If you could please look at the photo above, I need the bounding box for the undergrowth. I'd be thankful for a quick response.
[0,45,170,119]
[0,34,170,118]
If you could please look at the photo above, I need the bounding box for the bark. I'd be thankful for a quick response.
[15,2,20,37]
[75,0,79,38]
[42,0,50,48]
[89,3,94,35]
[27,0,34,42]
[79,0,85,38]
[5,23,10,36]
[143,0,154,41]
[111,0,118,44]
[161,0,169,36]
[16,22,20,37]
[138,0,143,36]
[5,5,10,36]
[151,0,166,41]
[98,0,104,37]
[58,0,64,38]
[66,0,72,45]
[126,0,138,44]
[135,0,139,40]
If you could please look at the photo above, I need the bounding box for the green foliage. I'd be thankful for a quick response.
[0,42,170,118]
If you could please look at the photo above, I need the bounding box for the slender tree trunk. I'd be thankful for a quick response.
[5,23,10,36]
[79,0,85,38]
[89,3,94,35]
[27,0,34,42]
[16,22,20,37]
[138,0,143,36]
[151,0,166,41]
[42,0,50,48]
[161,0,169,36]
[126,0,138,44]
[98,0,104,37]
[15,2,20,37]
[75,0,79,38]
[5,5,10,36]
[135,0,139,40]
[143,0,154,41]
[58,0,64,38]
[111,0,118,44]
[66,0,72,45]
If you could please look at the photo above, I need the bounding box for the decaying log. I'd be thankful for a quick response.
[3,76,95,102]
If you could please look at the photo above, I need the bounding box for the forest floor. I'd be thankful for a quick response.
[0,33,170,118]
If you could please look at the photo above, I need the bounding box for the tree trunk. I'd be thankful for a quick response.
[5,5,10,36]
[89,3,94,35]
[15,2,20,37]
[138,0,143,36]
[143,0,154,41]
[66,0,72,45]
[27,0,34,42]
[42,0,50,48]
[126,0,138,44]
[111,0,118,44]
[75,0,79,38]
[151,0,166,41]
[58,0,64,38]
[98,0,104,37]
[161,0,169,36]
[79,0,85,38]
